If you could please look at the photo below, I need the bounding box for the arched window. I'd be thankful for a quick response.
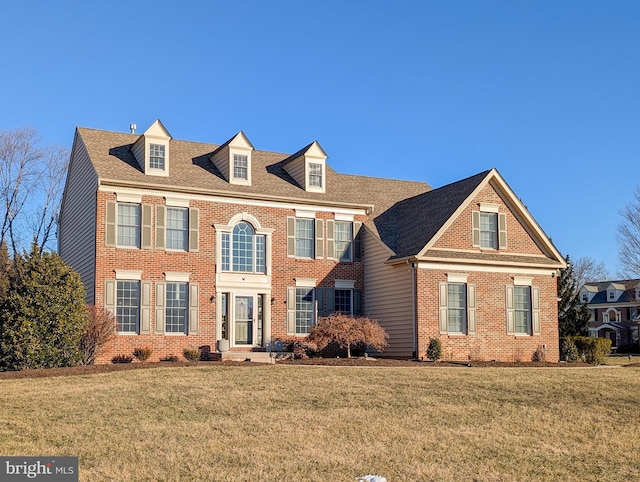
[221,222,266,273]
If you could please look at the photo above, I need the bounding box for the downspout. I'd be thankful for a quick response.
[409,260,418,359]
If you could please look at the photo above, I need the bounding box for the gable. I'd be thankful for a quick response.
[432,181,546,257]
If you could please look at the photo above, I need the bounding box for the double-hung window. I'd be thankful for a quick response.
[334,289,352,314]
[295,219,314,258]
[447,283,467,333]
[221,222,266,274]
[166,207,188,250]
[165,282,188,334]
[233,154,248,180]
[334,221,353,261]
[116,280,140,333]
[149,144,166,170]
[513,286,531,335]
[480,212,498,249]
[439,278,476,335]
[309,163,323,188]
[117,203,141,248]
[295,288,315,334]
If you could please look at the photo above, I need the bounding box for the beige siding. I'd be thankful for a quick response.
[58,133,98,304]
[363,229,415,357]
[131,137,145,171]
[211,146,229,181]
[284,157,305,189]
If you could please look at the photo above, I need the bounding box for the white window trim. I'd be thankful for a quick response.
[116,193,142,203]
[446,273,468,283]
[295,278,317,287]
[115,270,143,280]
[165,272,191,282]
[479,203,500,213]
[513,276,533,286]
[334,213,354,222]
[295,210,316,219]
[165,197,190,208]
[335,279,355,289]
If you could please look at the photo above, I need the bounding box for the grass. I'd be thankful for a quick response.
[603,354,640,366]
[1,365,639,481]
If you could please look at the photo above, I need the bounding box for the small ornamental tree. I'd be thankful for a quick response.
[427,337,442,361]
[308,314,388,358]
[0,243,87,370]
[79,306,116,365]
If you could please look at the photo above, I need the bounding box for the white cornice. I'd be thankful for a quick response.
[99,183,369,216]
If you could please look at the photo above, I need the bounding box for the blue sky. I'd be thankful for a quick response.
[2,1,639,275]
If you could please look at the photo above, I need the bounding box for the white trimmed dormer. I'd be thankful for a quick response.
[210,132,254,186]
[580,284,598,304]
[606,283,625,302]
[283,141,327,193]
[131,120,171,177]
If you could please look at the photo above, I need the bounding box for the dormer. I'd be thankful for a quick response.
[282,141,327,193]
[580,284,598,304]
[210,132,254,186]
[606,283,625,302]
[635,283,640,301]
[131,120,171,177]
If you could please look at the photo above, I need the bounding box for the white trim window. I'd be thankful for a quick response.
[149,143,166,170]
[233,154,248,180]
[296,287,315,334]
[221,222,267,274]
[480,212,498,249]
[166,207,188,250]
[506,283,540,336]
[472,209,506,250]
[309,163,323,188]
[447,283,467,333]
[439,280,476,335]
[165,282,188,334]
[334,289,352,314]
[117,203,140,248]
[116,280,140,333]
[334,221,353,261]
[513,286,532,334]
[295,219,314,258]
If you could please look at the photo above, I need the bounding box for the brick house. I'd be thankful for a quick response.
[580,280,640,349]
[58,120,566,363]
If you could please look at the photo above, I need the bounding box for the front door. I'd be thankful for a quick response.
[234,296,253,345]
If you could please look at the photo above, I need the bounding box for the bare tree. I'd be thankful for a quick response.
[572,256,610,291]
[0,128,69,254]
[617,187,640,278]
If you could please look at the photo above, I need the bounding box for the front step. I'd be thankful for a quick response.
[220,351,275,364]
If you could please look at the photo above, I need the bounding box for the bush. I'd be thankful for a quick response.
[564,336,612,365]
[133,347,153,362]
[160,354,179,362]
[560,338,580,362]
[426,337,442,361]
[183,347,201,362]
[0,244,87,371]
[111,354,133,364]
[79,306,116,365]
[272,337,317,359]
[308,314,388,358]
[532,346,546,363]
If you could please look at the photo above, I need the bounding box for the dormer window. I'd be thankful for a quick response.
[150,144,166,170]
[609,291,615,300]
[233,154,248,180]
[582,293,588,303]
[131,120,171,177]
[309,163,323,188]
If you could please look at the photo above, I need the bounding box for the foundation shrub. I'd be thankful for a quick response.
[565,336,612,365]
[80,306,116,365]
[160,354,179,362]
[111,354,133,364]
[183,347,201,362]
[133,347,153,362]
[426,337,442,361]
[308,314,388,358]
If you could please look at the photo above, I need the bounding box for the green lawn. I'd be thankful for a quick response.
[1,365,639,481]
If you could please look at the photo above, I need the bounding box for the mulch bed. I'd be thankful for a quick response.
[0,357,616,379]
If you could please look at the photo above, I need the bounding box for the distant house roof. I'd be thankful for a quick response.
[583,279,640,305]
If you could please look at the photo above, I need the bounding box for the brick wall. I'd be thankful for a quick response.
[94,191,365,363]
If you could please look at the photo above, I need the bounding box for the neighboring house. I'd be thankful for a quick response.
[58,120,566,363]
[580,280,640,349]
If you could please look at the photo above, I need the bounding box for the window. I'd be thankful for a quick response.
[296,288,315,334]
[309,163,322,188]
[480,212,498,249]
[447,283,467,333]
[117,203,140,247]
[221,222,267,273]
[335,289,352,314]
[609,291,615,300]
[334,221,353,261]
[582,294,588,303]
[166,207,188,250]
[149,144,165,170]
[165,282,188,333]
[233,154,248,180]
[116,281,140,333]
[295,219,314,258]
[513,286,531,334]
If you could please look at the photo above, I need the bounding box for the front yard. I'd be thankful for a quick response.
[1,364,639,481]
